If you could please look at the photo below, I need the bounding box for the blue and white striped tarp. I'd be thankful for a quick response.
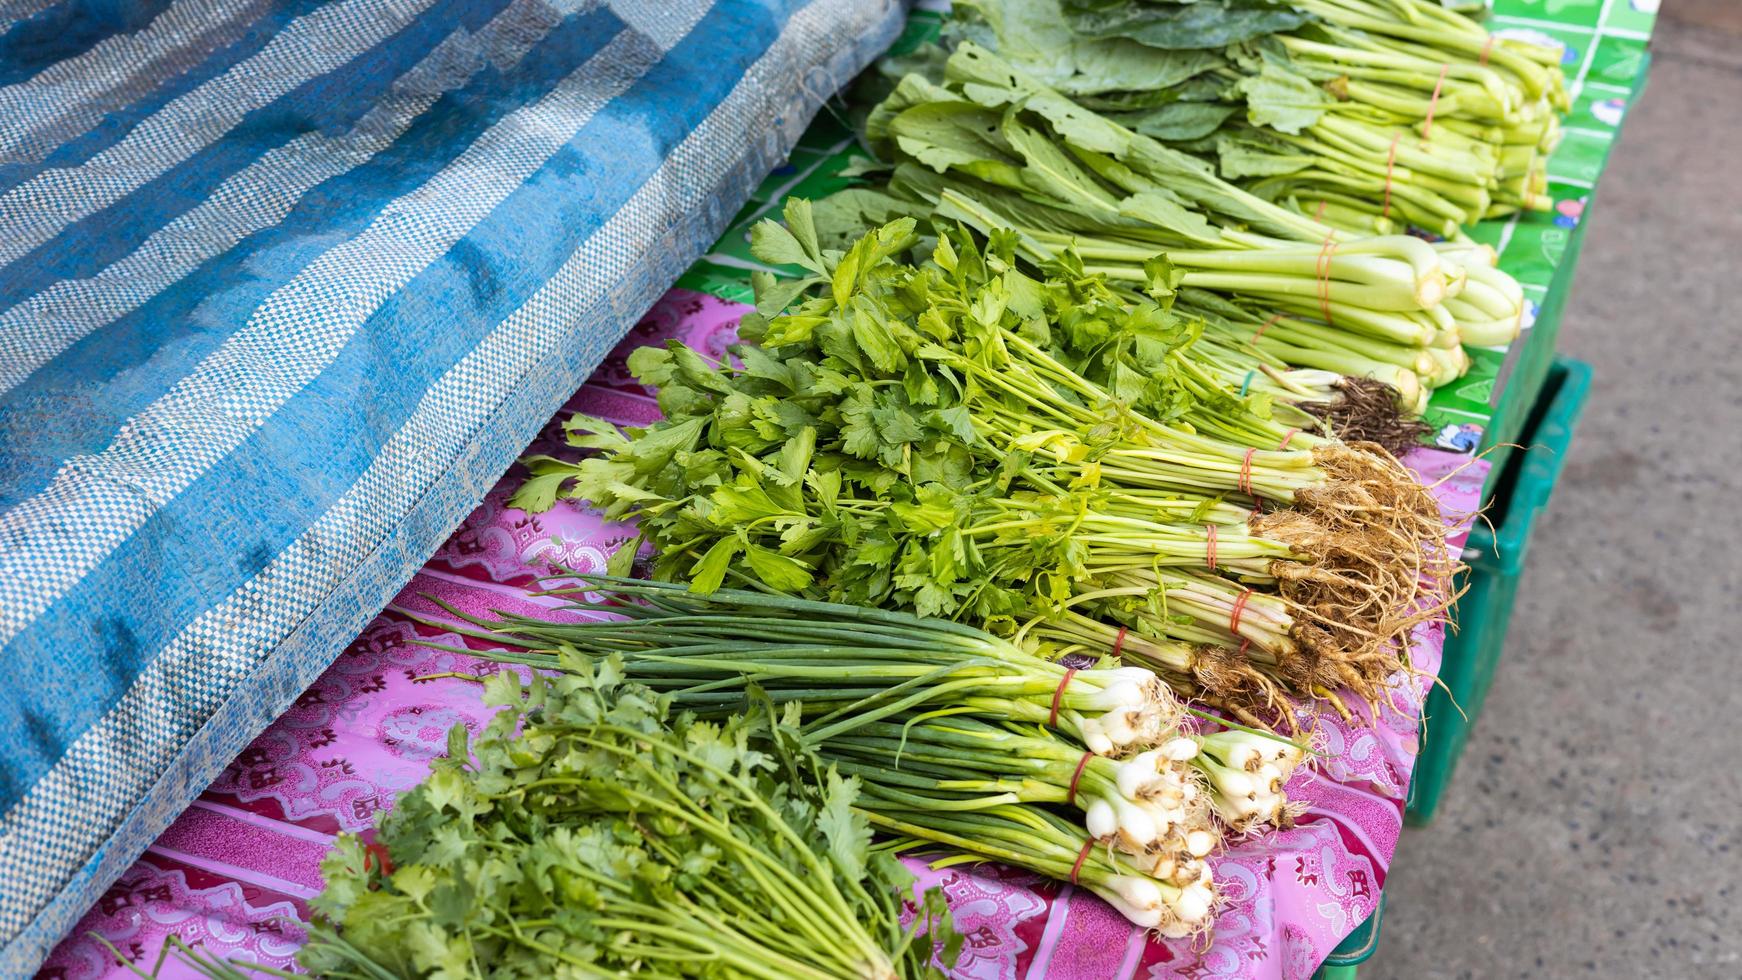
[0,0,902,971]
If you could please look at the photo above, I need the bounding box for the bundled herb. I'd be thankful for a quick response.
[944,0,1567,232]
[297,660,960,980]
[820,40,1532,414]
[525,209,1454,710]
[440,576,1311,937]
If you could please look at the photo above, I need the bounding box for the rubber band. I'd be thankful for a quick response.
[1066,751,1094,807]
[1229,588,1254,636]
[1381,132,1401,219]
[1111,627,1128,657]
[1239,369,1256,397]
[1278,427,1299,450]
[1238,447,1256,496]
[1205,523,1218,571]
[1314,198,1328,222]
[1070,839,1095,884]
[1238,637,1252,658]
[363,839,394,876]
[1315,233,1337,326]
[1479,35,1496,68]
[1049,667,1078,727]
[1251,312,1282,345]
[1422,64,1450,140]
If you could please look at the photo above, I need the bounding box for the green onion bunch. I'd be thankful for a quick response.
[434,577,1186,757]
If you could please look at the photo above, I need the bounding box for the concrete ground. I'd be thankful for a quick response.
[1367,5,1742,978]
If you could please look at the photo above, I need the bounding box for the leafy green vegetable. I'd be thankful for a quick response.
[528,204,1454,710]
[298,661,960,980]
[1059,0,1309,50]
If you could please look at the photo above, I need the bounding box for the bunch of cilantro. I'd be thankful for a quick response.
[295,659,957,979]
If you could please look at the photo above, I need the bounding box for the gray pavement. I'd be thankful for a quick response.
[1366,7,1742,978]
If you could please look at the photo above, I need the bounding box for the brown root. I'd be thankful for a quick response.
[1239,443,1467,702]
[1305,376,1432,456]
[1188,643,1286,711]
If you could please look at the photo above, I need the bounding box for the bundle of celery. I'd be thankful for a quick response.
[438,577,1311,936]
[295,664,960,980]
[526,210,1455,709]
[944,0,1567,233]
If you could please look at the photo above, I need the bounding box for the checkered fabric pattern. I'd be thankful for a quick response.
[0,0,903,973]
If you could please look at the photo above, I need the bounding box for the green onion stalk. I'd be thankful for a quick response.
[819,715,1306,852]
[869,802,1216,937]
[426,577,1184,756]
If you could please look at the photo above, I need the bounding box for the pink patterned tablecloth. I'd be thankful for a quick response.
[40,290,1488,980]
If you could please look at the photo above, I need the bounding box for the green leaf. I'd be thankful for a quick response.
[688,537,741,593]
[778,426,816,483]
[742,544,814,592]
[889,484,960,535]
[1061,0,1308,50]
[850,301,908,373]
[749,205,826,275]
[1235,61,1327,134]
[1110,101,1239,142]
[1119,189,1220,245]
[508,456,581,513]
[817,768,870,884]
[1216,131,1316,178]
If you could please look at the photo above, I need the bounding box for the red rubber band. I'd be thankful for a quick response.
[1049,667,1078,727]
[1070,839,1095,884]
[1315,234,1337,325]
[1238,447,1256,497]
[1066,751,1094,807]
[1422,64,1450,140]
[1278,428,1299,450]
[1314,198,1329,222]
[1251,312,1282,345]
[1205,523,1218,571]
[1381,132,1401,219]
[1229,588,1255,636]
[1479,35,1496,68]
[1238,637,1252,658]
[363,839,394,876]
[1111,627,1128,657]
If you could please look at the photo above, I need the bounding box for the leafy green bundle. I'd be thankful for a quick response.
[440,575,1287,936]
[526,206,1454,709]
[298,661,959,980]
[824,42,1525,419]
[945,0,1567,233]
[438,577,1328,932]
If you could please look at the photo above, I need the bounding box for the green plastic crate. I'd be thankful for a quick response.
[1312,896,1384,979]
[1407,357,1594,825]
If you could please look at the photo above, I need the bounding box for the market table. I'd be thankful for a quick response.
[36,2,1655,977]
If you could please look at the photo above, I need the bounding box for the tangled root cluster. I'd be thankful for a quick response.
[1246,443,1463,705]
[1307,377,1433,457]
